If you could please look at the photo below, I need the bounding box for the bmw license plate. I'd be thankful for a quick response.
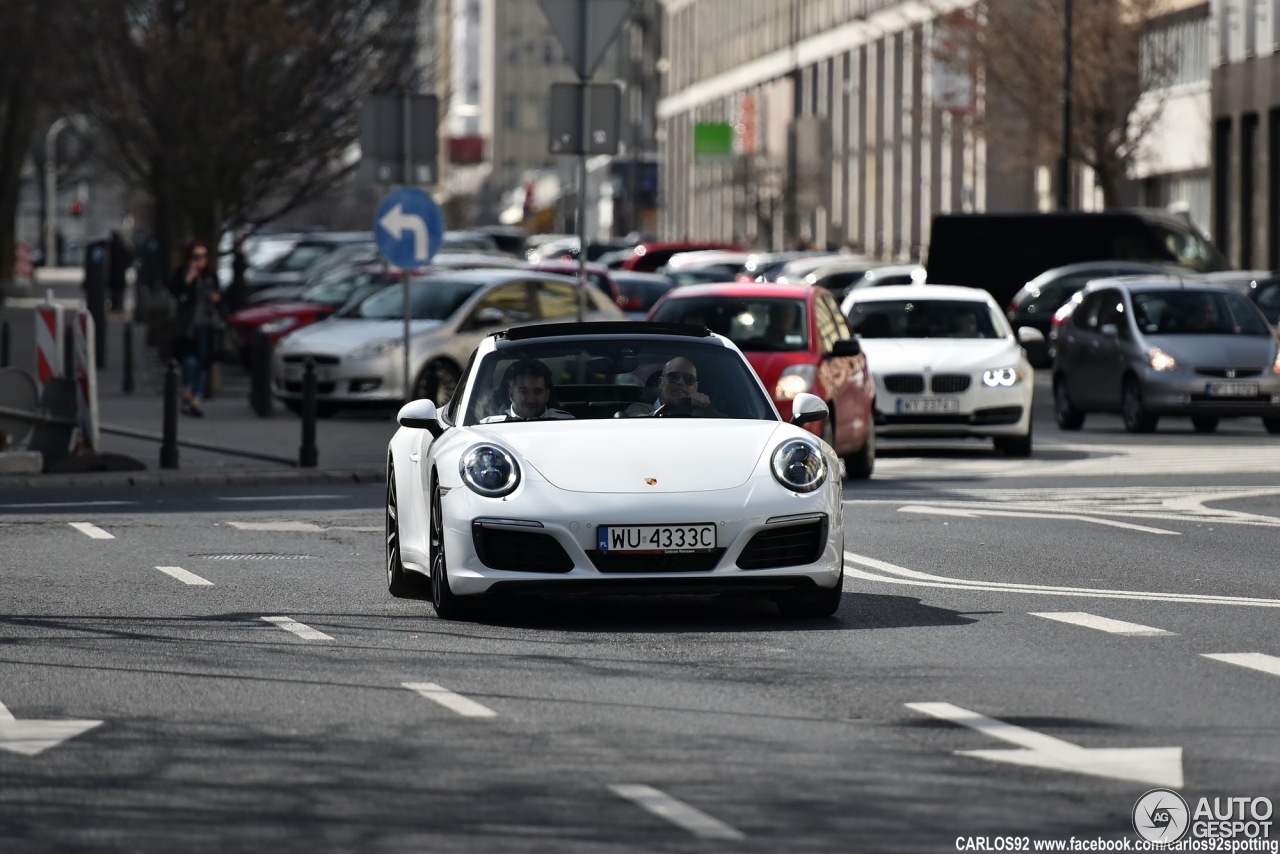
[897,397,959,414]
[1207,381,1258,397]
[598,524,717,553]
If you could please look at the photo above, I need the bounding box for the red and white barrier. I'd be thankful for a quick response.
[72,309,99,452]
[34,290,64,397]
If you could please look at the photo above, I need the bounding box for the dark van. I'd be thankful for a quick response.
[925,210,1231,310]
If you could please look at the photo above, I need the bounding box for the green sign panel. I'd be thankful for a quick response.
[694,122,734,159]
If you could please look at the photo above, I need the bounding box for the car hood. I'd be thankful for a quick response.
[1145,334,1277,368]
[473,420,787,493]
[231,302,320,325]
[277,318,445,352]
[859,338,1022,372]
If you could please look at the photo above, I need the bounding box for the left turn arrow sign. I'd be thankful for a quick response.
[0,699,103,756]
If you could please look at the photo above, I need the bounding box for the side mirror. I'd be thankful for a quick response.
[790,392,829,427]
[471,307,506,328]
[829,338,862,358]
[1016,327,1045,344]
[398,399,444,438]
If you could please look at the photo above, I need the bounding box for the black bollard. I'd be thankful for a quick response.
[299,357,318,467]
[122,322,135,394]
[249,330,274,417]
[64,322,76,380]
[0,319,9,367]
[160,359,180,469]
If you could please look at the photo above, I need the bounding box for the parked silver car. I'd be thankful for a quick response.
[1053,277,1280,434]
[272,269,624,415]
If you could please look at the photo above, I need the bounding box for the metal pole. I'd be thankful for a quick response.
[1057,0,1073,210]
[122,321,134,394]
[250,330,274,417]
[160,359,179,469]
[299,357,318,467]
[403,91,413,398]
[575,0,591,323]
[44,118,68,267]
[0,319,9,368]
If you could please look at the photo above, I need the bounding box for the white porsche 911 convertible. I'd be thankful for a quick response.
[385,321,847,620]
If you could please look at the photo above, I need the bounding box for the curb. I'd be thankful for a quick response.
[0,467,386,489]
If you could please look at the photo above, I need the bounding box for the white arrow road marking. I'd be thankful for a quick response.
[227,521,324,532]
[69,522,113,539]
[261,616,333,641]
[378,202,429,262]
[1201,653,1280,678]
[905,702,1183,788]
[1030,612,1175,636]
[0,700,103,757]
[608,784,746,841]
[155,566,213,586]
[899,504,1179,535]
[845,551,1280,608]
[402,683,497,718]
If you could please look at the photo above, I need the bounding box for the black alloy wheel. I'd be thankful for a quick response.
[844,422,875,480]
[429,479,471,620]
[1121,378,1158,434]
[414,360,461,406]
[386,460,428,598]
[1053,380,1085,430]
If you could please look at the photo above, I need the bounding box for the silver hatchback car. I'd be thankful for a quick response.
[1053,277,1280,433]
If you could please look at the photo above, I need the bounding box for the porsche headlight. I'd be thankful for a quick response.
[981,367,1023,387]
[775,364,817,400]
[460,444,520,497]
[770,439,826,493]
[1148,347,1179,372]
[349,337,403,359]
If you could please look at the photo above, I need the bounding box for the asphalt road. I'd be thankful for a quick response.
[4,347,1280,852]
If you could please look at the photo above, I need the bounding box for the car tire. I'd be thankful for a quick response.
[1191,415,1220,433]
[994,425,1033,457]
[386,459,429,599]
[775,567,843,619]
[843,422,875,480]
[1264,417,1280,434]
[1121,378,1158,433]
[1053,380,1085,430]
[429,477,473,621]
[414,359,461,406]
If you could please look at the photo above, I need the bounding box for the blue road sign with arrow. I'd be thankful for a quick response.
[374,187,444,269]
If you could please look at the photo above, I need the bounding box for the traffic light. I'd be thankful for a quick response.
[69,200,84,217]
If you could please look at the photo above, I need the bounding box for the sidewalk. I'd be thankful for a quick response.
[1,275,391,487]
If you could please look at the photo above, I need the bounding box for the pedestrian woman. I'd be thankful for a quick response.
[167,238,224,417]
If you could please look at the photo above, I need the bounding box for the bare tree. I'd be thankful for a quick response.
[59,0,420,271]
[965,0,1174,208]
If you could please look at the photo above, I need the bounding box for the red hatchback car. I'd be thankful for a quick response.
[647,282,877,478]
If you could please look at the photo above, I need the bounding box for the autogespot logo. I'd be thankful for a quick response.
[1133,788,1191,843]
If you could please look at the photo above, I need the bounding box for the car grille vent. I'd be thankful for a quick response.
[589,550,725,573]
[1194,368,1263,378]
[736,520,827,570]
[884,374,925,393]
[931,374,971,393]
[282,355,341,365]
[471,525,574,573]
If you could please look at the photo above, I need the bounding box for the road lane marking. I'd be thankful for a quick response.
[217,495,345,502]
[260,616,333,640]
[68,522,113,539]
[899,505,1179,535]
[1201,653,1280,677]
[155,566,213,586]
[402,683,497,718]
[1030,612,1174,636]
[608,784,746,840]
[228,521,325,532]
[844,551,1280,608]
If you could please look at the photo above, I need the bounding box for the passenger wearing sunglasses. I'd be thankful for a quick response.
[622,356,721,417]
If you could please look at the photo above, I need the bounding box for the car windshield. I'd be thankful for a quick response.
[649,297,809,352]
[338,277,481,320]
[615,276,676,311]
[848,299,1005,339]
[301,271,388,305]
[462,338,777,425]
[269,242,335,272]
[1131,290,1270,336]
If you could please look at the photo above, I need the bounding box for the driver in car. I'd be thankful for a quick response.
[622,357,721,416]
[482,359,574,422]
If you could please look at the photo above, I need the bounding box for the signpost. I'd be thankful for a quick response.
[359,93,440,186]
[374,187,444,400]
[537,0,633,321]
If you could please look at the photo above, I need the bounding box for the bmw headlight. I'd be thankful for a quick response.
[982,367,1024,387]
[1148,347,1179,372]
[460,444,521,497]
[770,439,826,493]
[349,338,403,359]
[776,364,817,400]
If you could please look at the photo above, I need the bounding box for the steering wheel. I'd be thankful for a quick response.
[653,397,695,417]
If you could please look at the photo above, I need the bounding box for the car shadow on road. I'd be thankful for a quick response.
[874,446,1093,462]
[463,592,980,633]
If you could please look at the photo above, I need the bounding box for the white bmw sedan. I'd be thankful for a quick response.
[385,321,847,620]
[841,285,1037,456]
